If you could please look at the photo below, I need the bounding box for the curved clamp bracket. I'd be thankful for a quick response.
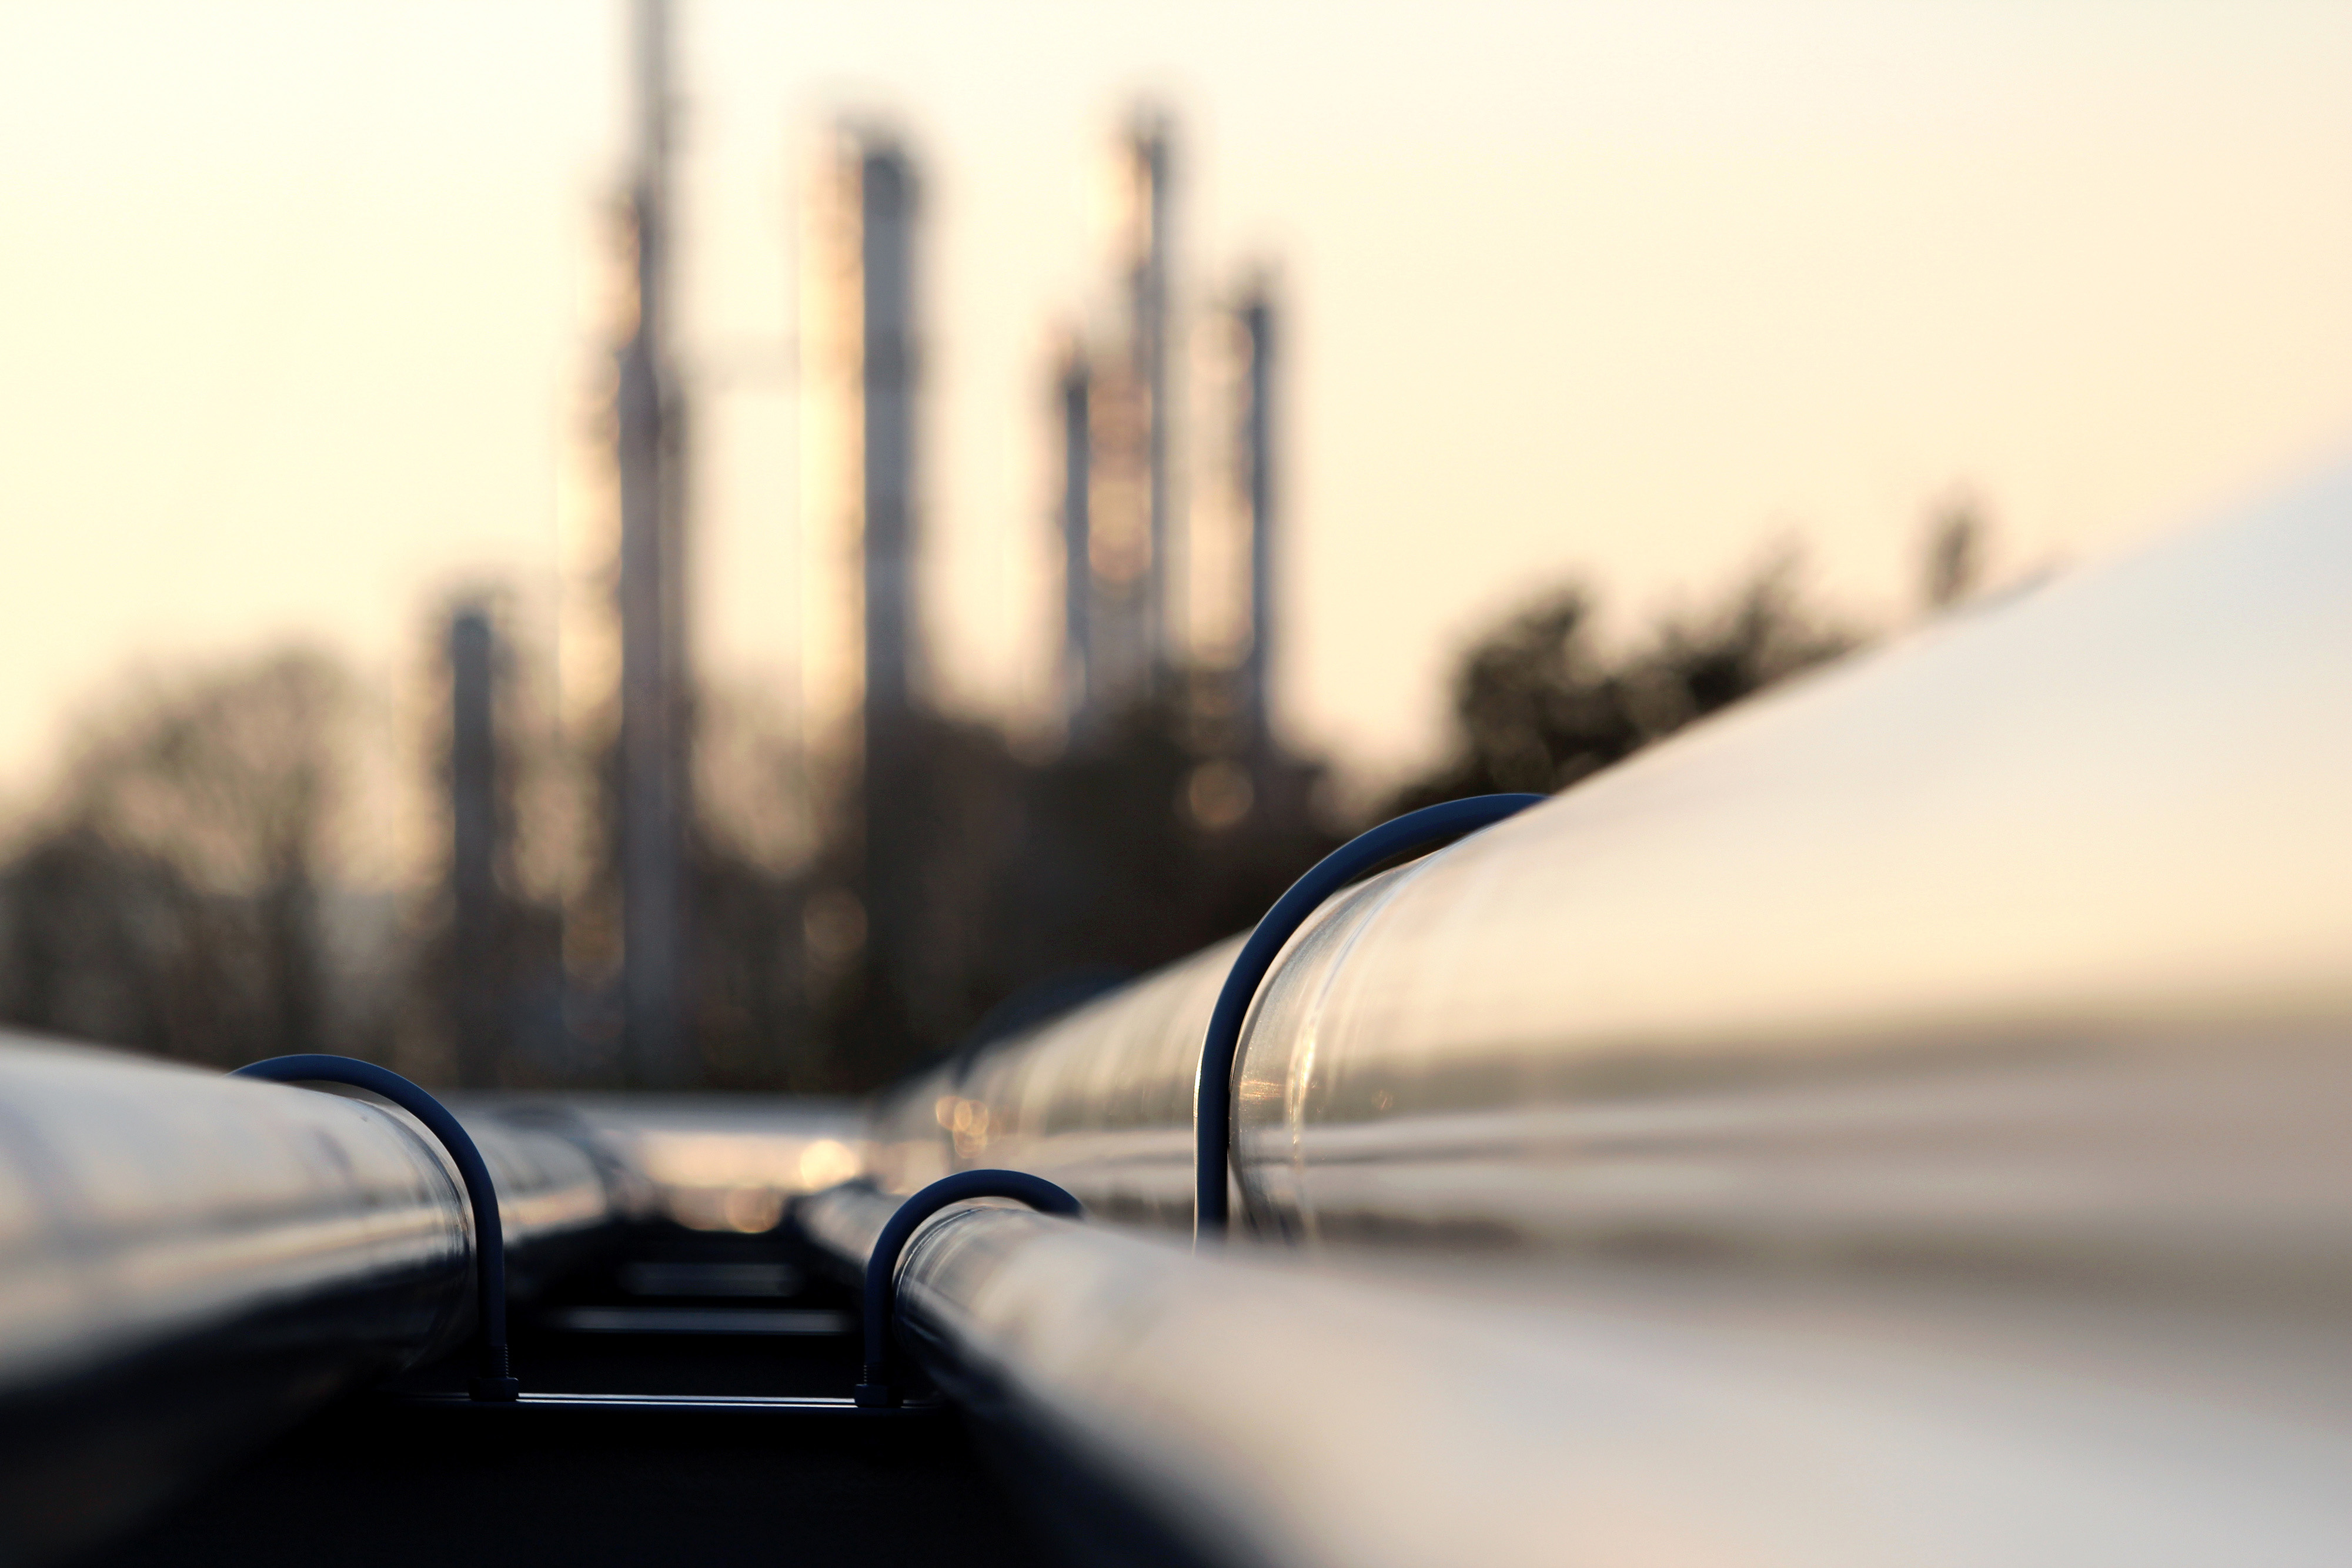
[1192,793,1545,1241]
[856,1169,1084,1409]
[232,1054,519,1403]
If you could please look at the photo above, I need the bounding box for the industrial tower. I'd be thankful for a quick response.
[1236,280,1277,754]
[614,0,692,1086]
[1057,348,1094,724]
[801,126,926,1049]
[447,600,503,1088]
[1064,113,1181,738]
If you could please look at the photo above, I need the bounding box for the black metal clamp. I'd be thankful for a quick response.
[854,1169,1084,1409]
[232,1054,519,1402]
[1191,793,1545,1242]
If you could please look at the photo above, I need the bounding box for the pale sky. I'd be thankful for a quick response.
[5,0,2350,815]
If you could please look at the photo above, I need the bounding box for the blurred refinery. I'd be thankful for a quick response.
[0,2,1975,1098]
[0,2,1353,1096]
[6,6,2352,1566]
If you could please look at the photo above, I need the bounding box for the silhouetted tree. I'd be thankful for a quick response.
[784,681,1339,1092]
[0,649,382,1068]
[0,550,1872,1095]
[1924,496,1987,611]
[1392,556,1859,811]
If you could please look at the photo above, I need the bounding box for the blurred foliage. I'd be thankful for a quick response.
[0,644,1335,1093]
[0,553,1873,1093]
[802,692,1337,1090]
[0,649,375,1068]
[1391,555,1860,811]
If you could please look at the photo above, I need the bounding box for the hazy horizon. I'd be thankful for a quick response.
[6,0,2350,817]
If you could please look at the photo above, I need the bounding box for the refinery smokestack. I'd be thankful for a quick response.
[1058,348,1095,733]
[800,125,928,1062]
[447,600,502,1088]
[1128,113,1178,693]
[615,0,691,1086]
[858,142,920,744]
[800,129,923,770]
[1077,112,1181,720]
[1237,280,1277,754]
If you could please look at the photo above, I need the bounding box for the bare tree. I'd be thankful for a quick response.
[1391,554,1861,810]
[0,649,376,1068]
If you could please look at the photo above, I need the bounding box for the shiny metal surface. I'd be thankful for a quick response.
[0,1035,613,1562]
[1223,469,2352,1268]
[803,1184,2352,1568]
[1,466,2340,1564]
[870,466,2352,1271]
[870,937,1238,1222]
[1192,794,1543,1234]
[821,466,2352,1563]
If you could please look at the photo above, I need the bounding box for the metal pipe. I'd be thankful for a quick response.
[799,1168,2352,1568]
[1191,795,1541,1239]
[231,1055,519,1400]
[817,464,2352,1564]
[868,464,2352,1266]
[0,1037,613,1561]
[853,1169,1081,1407]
